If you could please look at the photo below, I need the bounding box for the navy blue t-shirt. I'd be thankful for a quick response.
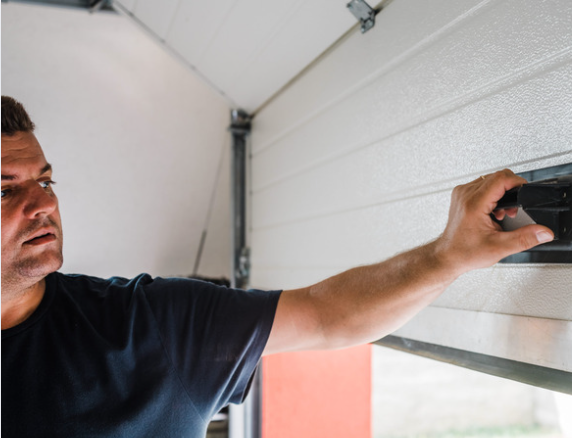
[1,272,281,437]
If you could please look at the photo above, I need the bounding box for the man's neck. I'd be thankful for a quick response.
[1,278,46,330]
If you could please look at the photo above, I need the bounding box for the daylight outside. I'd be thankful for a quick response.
[372,347,571,438]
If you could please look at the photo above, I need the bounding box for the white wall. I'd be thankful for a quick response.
[2,3,232,279]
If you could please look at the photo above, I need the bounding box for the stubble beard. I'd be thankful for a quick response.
[2,218,64,300]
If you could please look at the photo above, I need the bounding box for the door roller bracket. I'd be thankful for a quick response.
[347,0,378,34]
[494,175,572,251]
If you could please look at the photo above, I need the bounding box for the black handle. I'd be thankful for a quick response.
[494,175,572,211]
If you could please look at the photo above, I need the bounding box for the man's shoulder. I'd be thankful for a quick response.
[49,272,229,300]
[52,271,153,289]
[48,272,157,305]
[50,271,278,312]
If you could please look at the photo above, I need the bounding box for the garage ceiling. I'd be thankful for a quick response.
[3,0,385,112]
[113,0,359,113]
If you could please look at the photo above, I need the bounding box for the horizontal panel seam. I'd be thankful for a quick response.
[252,47,572,194]
[251,151,572,232]
[424,305,572,324]
[250,265,572,273]
[252,0,497,155]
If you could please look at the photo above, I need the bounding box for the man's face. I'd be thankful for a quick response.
[1,132,63,292]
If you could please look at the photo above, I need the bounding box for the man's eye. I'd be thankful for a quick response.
[39,180,56,189]
[1,190,7,198]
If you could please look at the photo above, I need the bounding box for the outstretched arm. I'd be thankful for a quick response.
[263,169,555,355]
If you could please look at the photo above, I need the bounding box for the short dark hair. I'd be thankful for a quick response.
[2,96,36,136]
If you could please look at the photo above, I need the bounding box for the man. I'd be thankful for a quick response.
[1,95,554,437]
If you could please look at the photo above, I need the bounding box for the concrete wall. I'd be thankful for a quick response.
[2,3,232,279]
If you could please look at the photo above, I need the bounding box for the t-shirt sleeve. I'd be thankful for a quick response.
[141,277,281,415]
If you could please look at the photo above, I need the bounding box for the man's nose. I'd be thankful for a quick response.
[23,183,58,219]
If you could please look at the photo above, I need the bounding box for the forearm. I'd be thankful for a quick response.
[307,239,457,350]
[264,170,554,356]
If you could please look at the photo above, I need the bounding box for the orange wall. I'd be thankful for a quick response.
[262,345,372,438]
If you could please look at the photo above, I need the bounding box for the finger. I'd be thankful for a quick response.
[493,209,506,221]
[505,207,519,218]
[476,170,528,213]
[493,207,519,221]
[485,170,527,193]
[494,224,554,258]
[471,168,527,183]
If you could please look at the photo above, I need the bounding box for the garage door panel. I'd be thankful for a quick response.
[391,307,572,372]
[250,266,343,291]
[252,152,572,232]
[252,0,572,154]
[252,186,572,321]
[252,54,572,195]
[434,266,572,320]
[253,264,572,322]
[251,0,572,381]
[251,0,495,151]
[251,191,450,270]
[252,65,572,229]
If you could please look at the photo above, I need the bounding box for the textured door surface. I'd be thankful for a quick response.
[251,0,572,399]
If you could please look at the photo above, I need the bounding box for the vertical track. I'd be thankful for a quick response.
[229,109,261,438]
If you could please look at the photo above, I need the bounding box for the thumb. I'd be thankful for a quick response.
[496,224,554,257]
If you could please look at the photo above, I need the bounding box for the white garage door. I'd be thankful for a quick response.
[250,0,572,384]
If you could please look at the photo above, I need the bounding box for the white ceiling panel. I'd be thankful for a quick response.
[165,0,237,64]
[115,0,359,112]
[193,0,306,97]
[117,0,138,13]
[228,0,356,111]
[132,0,181,38]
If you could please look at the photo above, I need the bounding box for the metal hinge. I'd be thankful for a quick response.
[347,0,377,34]
[236,246,250,287]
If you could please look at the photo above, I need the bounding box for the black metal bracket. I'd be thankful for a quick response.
[228,114,259,438]
[495,174,572,251]
[2,0,115,12]
[347,0,377,34]
[229,109,252,290]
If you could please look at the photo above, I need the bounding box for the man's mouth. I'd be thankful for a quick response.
[23,230,57,246]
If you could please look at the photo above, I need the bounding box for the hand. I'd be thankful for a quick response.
[436,169,554,276]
